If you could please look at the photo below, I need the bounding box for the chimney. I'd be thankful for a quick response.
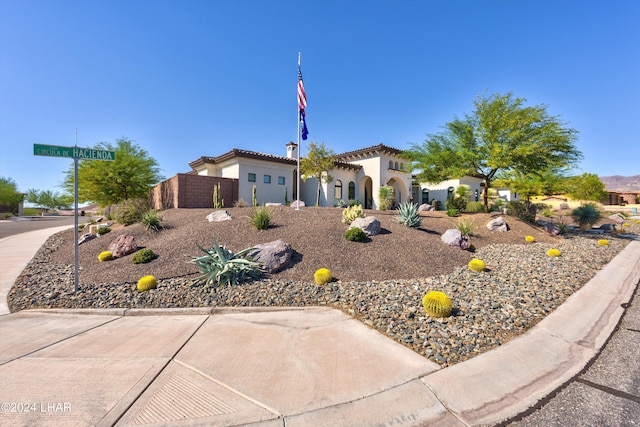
[286,142,298,159]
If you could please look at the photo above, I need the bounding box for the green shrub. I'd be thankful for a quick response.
[97,251,113,262]
[248,206,272,230]
[334,199,347,208]
[344,227,367,242]
[137,275,157,292]
[571,203,601,230]
[189,238,263,286]
[132,248,157,264]
[397,202,421,228]
[378,186,394,211]
[141,210,163,232]
[112,198,150,226]
[1,212,13,219]
[446,208,459,217]
[466,201,485,213]
[314,268,332,285]
[342,204,365,224]
[506,201,537,223]
[422,291,452,318]
[455,217,475,236]
[540,206,554,217]
[96,226,111,236]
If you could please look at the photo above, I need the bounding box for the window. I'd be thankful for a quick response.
[248,173,256,182]
[264,175,271,184]
[422,189,429,204]
[447,187,455,198]
[348,181,355,200]
[388,160,394,169]
[395,161,399,170]
[278,176,285,185]
[334,180,343,200]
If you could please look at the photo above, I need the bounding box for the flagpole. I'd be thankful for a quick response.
[296,52,301,211]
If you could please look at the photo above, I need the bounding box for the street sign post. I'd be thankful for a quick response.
[33,141,116,292]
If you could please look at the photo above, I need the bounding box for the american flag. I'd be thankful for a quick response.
[297,66,307,111]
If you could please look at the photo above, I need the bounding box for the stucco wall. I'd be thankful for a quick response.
[151,174,238,209]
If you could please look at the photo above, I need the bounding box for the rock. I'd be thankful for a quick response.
[441,229,462,246]
[290,201,305,208]
[537,219,561,236]
[608,213,625,224]
[598,223,617,232]
[559,203,570,210]
[265,203,283,207]
[487,216,510,232]
[418,203,433,212]
[249,240,292,273]
[78,233,96,245]
[108,234,138,258]
[206,210,232,222]
[349,216,381,236]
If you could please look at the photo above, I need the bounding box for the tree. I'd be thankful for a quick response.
[565,173,607,202]
[495,169,566,202]
[0,177,23,212]
[404,92,583,210]
[300,142,335,206]
[63,138,164,206]
[24,189,72,212]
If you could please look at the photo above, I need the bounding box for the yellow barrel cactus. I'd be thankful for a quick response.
[422,291,452,318]
[547,248,561,257]
[525,235,535,243]
[314,268,332,285]
[597,239,609,246]
[468,258,486,272]
[137,275,158,292]
[97,251,113,262]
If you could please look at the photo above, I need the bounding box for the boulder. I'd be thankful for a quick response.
[537,219,560,236]
[291,201,306,208]
[441,229,469,249]
[78,233,96,245]
[487,216,510,232]
[249,240,292,273]
[206,210,232,222]
[608,213,625,224]
[108,234,138,258]
[265,203,283,207]
[349,216,381,236]
[418,203,433,212]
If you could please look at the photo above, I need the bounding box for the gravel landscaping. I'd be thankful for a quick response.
[8,206,637,367]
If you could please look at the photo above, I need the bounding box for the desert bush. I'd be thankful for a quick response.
[468,259,486,272]
[141,210,163,232]
[422,291,452,318]
[446,208,459,217]
[112,198,151,226]
[506,201,537,223]
[132,248,157,264]
[137,275,157,292]
[540,206,554,217]
[455,218,475,236]
[234,198,248,208]
[189,238,263,286]
[342,204,365,224]
[571,203,600,230]
[396,202,421,227]
[344,227,366,242]
[378,186,394,211]
[466,201,485,213]
[97,251,113,262]
[334,199,347,208]
[96,226,111,236]
[314,268,332,285]
[249,206,272,230]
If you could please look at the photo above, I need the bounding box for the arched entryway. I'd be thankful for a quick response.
[361,176,373,209]
[386,177,408,207]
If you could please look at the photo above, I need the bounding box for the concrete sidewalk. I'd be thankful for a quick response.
[0,229,639,426]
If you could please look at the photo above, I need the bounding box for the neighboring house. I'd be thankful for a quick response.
[186,143,412,209]
[413,176,484,208]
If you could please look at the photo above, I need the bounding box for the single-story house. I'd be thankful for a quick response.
[412,176,520,208]
[186,143,413,209]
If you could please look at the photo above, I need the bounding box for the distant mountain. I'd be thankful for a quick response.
[599,175,640,192]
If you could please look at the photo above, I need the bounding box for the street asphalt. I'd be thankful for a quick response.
[0,221,638,426]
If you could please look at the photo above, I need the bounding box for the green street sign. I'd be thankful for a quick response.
[33,144,115,161]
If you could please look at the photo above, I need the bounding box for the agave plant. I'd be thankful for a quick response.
[189,238,263,287]
[397,202,421,228]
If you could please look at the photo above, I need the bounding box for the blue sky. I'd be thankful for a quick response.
[1,0,639,197]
